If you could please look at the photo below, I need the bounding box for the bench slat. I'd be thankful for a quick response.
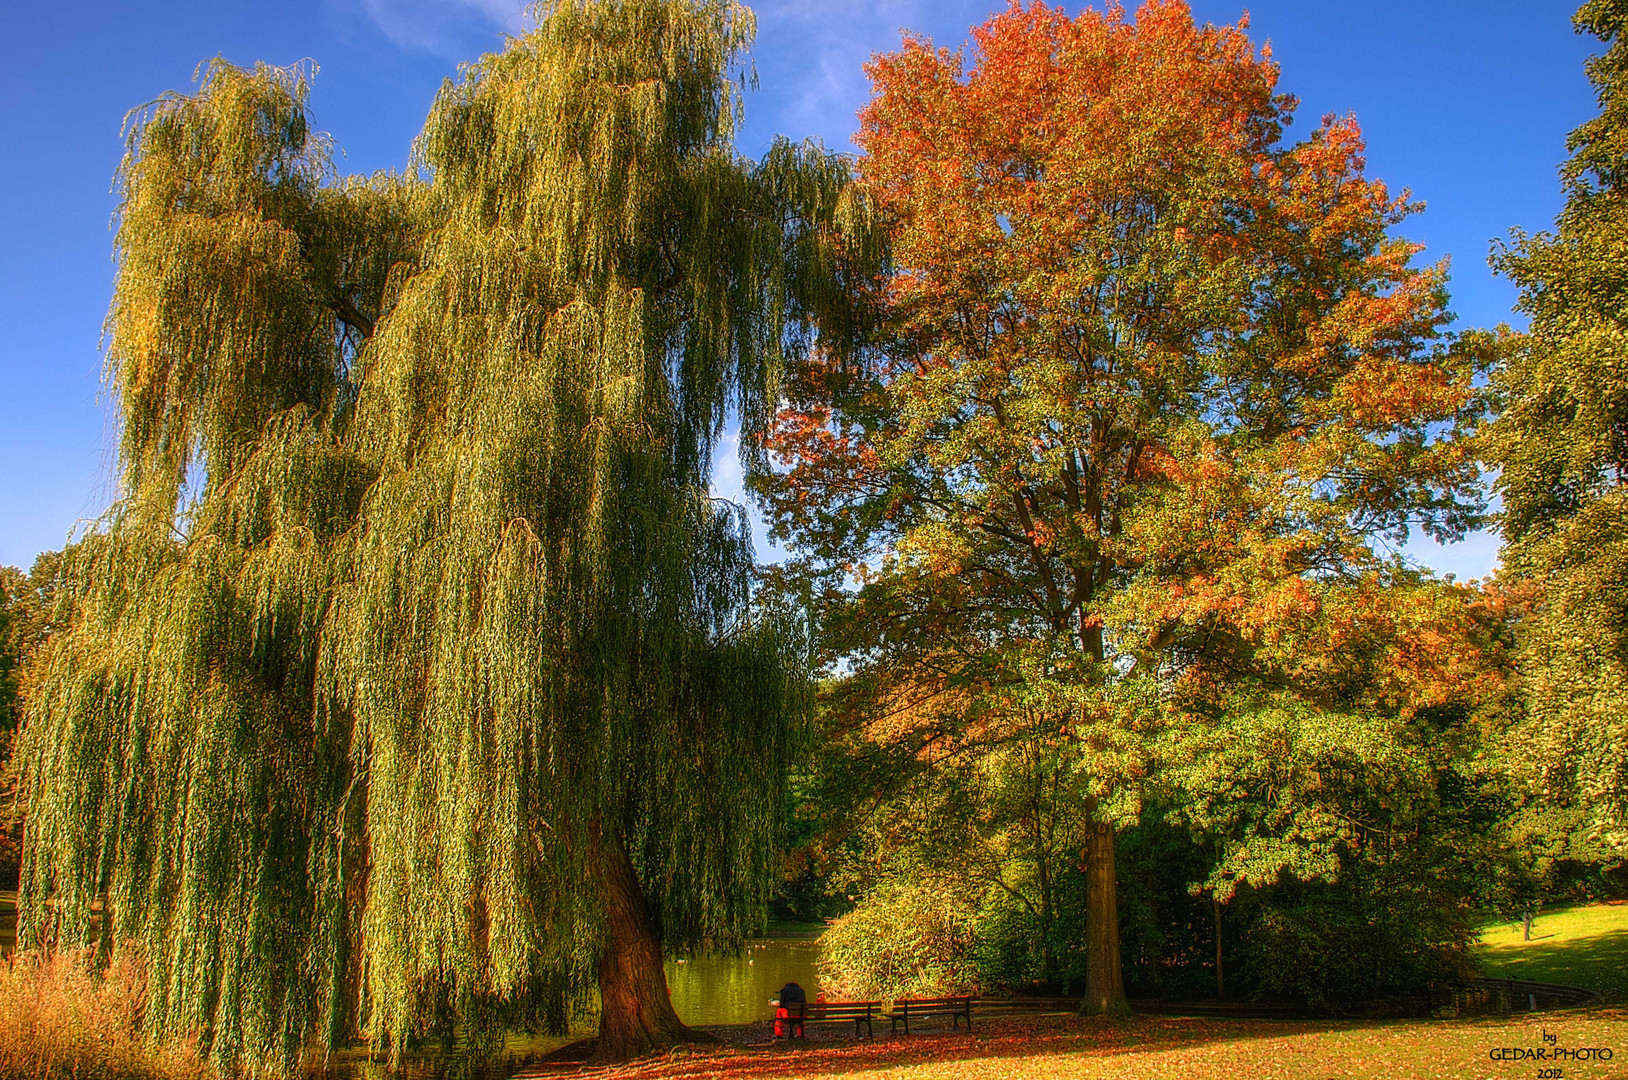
[887,995,975,1035]
[770,1000,882,1038]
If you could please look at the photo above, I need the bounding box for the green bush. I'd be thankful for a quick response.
[970,875,1091,994]
[971,898,1041,990]
[1236,869,1476,1006]
[818,878,980,998]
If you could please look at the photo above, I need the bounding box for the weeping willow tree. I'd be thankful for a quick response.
[20,0,865,1070]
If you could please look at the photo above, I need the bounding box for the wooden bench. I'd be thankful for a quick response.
[888,995,974,1034]
[772,999,883,1038]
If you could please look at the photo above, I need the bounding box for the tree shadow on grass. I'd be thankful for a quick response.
[1480,926,1628,1002]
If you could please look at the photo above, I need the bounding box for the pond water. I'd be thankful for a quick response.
[666,935,826,1027]
[302,935,828,1077]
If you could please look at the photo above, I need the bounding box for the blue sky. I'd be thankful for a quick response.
[0,0,1597,578]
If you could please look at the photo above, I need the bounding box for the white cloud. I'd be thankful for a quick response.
[752,2,923,126]
[743,0,989,152]
[355,0,532,58]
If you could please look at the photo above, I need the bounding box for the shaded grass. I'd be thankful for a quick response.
[1477,902,1628,1002]
[514,1010,1628,1080]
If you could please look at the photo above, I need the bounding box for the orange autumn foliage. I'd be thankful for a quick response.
[755,0,1496,1016]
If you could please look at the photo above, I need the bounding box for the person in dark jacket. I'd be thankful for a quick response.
[772,981,807,1038]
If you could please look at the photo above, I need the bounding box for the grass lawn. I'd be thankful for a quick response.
[1477,902,1628,1003]
[515,1011,1628,1080]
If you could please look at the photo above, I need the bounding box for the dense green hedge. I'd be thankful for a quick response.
[817,879,981,998]
[820,821,1481,1006]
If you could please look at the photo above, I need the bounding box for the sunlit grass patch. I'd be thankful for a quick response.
[1477,901,1628,1002]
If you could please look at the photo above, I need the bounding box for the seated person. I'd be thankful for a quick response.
[772,981,808,1038]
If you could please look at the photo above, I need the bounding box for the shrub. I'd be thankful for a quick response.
[0,947,208,1080]
[971,898,1041,991]
[818,878,980,998]
[1236,869,1477,1006]
[971,875,1091,995]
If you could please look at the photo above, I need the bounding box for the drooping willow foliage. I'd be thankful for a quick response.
[20,1,867,1072]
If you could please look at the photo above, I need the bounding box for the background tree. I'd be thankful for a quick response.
[1152,669,1507,1005]
[809,679,1098,996]
[0,568,32,744]
[802,566,1508,1005]
[1489,0,1628,863]
[20,0,853,1069]
[757,0,1488,1015]
[0,551,60,889]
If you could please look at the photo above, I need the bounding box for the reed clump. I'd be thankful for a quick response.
[0,948,209,1080]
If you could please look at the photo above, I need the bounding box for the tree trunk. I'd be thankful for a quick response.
[1079,811,1129,1016]
[1213,897,1224,999]
[1037,849,1057,986]
[589,821,713,1062]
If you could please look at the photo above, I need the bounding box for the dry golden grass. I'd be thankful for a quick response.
[0,948,209,1080]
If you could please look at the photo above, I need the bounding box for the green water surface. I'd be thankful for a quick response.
[665,937,825,1027]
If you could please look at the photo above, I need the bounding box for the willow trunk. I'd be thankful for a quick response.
[589,822,711,1062]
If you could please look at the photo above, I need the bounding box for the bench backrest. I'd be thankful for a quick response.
[893,996,974,1011]
[783,1000,882,1018]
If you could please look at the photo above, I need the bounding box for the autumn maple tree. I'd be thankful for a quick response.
[757,0,1489,1014]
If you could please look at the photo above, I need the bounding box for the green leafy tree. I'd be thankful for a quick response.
[1158,693,1501,1001]
[20,1,854,1070]
[758,0,1488,1016]
[0,550,62,889]
[809,674,1099,993]
[0,568,33,741]
[1489,0,1628,859]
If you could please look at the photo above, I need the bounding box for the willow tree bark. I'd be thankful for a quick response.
[589,821,712,1061]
